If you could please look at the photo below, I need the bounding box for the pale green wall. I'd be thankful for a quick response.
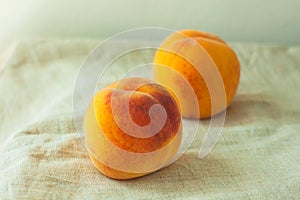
[0,0,299,54]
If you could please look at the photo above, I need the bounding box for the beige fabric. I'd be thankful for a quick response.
[0,39,299,199]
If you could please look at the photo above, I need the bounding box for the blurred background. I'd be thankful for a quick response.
[0,0,299,56]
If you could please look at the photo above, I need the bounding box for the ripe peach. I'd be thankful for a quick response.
[84,78,182,179]
[153,29,240,119]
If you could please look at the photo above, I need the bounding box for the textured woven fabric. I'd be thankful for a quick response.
[0,39,299,199]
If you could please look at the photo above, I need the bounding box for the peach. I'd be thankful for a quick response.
[84,78,182,179]
[153,29,240,119]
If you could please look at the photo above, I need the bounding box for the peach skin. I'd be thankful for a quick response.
[153,29,240,119]
[84,78,182,180]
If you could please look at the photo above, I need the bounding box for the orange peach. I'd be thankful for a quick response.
[84,78,182,179]
[153,29,240,119]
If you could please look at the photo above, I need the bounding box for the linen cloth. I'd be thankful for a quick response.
[0,39,299,199]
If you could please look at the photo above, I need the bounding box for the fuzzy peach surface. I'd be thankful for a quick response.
[153,29,240,119]
[84,78,182,179]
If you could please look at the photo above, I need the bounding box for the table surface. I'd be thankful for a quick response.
[0,39,299,199]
